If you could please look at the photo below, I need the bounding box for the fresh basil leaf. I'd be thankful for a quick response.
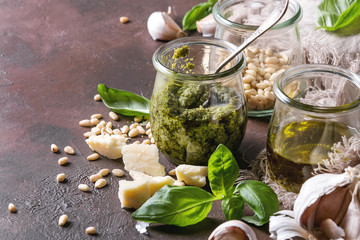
[97,84,150,116]
[236,180,279,226]
[132,185,219,227]
[208,0,218,5]
[221,195,244,220]
[182,2,213,31]
[208,144,239,198]
[317,0,360,34]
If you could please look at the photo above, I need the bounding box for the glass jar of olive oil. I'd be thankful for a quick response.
[267,64,360,193]
[151,37,247,165]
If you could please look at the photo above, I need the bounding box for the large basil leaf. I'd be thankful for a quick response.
[97,84,150,116]
[221,195,244,220]
[182,2,213,31]
[317,0,360,34]
[208,144,239,198]
[236,180,279,226]
[132,185,218,227]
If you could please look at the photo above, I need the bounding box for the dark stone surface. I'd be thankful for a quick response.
[0,0,271,239]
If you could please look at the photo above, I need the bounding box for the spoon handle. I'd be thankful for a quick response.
[214,0,289,73]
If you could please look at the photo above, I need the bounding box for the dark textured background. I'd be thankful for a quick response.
[0,0,270,239]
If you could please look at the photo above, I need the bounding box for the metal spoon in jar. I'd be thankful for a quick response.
[214,0,290,73]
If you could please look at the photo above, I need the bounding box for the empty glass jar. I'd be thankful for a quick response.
[150,37,247,165]
[213,0,303,117]
[267,64,360,193]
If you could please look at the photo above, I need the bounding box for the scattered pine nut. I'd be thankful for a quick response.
[51,144,59,153]
[121,125,129,134]
[145,129,151,135]
[148,133,153,139]
[87,153,99,161]
[95,178,107,188]
[57,173,66,182]
[58,214,68,226]
[79,119,92,127]
[106,122,112,129]
[94,94,101,101]
[136,126,146,135]
[112,169,124,177]
[90,118,99,126]
[86,226,97,235]
[122,134,128,138]
[142,139,151,145]
[128,128,139,138]
[78,184,90,192]
[120,16,129,24]
[129,123,139,129]
[91,113,102,119]
[58,157,69,166]
[146,122,151,129]
[99,168,110,176]
[150,137,155,144]
[134,116,143,122]
[89,173,102,183]
[109,111,119,121]
[8,203,17,213]
[64,146,75,155]
[91,127,101,135]
[113,129,122,135]
[84,131,96,138]
[168,169,176,176]
[105,127,113,135]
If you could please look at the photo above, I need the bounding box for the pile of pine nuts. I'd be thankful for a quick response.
[242,46,290,111]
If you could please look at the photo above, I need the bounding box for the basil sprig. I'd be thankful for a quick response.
[317,0,360,35]
[182,0,218,31]
[132,144,279,227]
[97,84,150,116]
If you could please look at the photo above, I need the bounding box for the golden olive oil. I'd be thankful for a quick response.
[267,121,356,193]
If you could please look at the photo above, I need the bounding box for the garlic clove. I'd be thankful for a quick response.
[340,182,360,239]
[319,218,345,239]
[208,220,257,240]
[147,11,187,41]
[196,14,217,37]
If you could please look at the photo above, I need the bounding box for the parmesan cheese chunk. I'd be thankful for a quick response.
[175,164,208,187]
[118,179,150,209]
[122,144,165,176]
[130,170,175,196]
[85,134,127,159]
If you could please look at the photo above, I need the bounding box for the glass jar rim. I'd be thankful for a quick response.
[274,64,360,113]
[152,37,246,83]
[213,0,302,31]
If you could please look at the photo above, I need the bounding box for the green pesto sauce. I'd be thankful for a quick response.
[150,81,247,165]
[172,45,189,59]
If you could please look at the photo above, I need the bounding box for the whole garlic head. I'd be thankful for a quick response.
[147,10,187,41]
[208,220,257,240]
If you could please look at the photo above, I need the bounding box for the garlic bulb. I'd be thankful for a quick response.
[269,165,360,240]
[208,220,257,240]
[196,14,217,37]
[147,9,187,41]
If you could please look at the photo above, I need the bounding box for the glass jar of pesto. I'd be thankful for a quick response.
[151,37,247,165]
[213,0,303,117]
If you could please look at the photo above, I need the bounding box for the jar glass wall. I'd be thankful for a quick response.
[151,37,247,165]
[267,64,360,193]
[213,0,303,117]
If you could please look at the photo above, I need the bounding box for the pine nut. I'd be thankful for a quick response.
[99,168,110,176]
[129,123,139,129]
[142,139,151,144]
[134,116,143,122]
[78,184,89,192]
[58,214,68,226]
[51,144,59,153]
[84,131,96,138]
[112,169,124,177]
[94,94,101,101]
[150,137,155,144]
[58,157,68,166]
[136,126,145,135]
[145,129,151,135]
[174,181,185,186]
[121,125,129,134]
[105,127,113,135]
[109,111,118,121]
[106,122,112,129]
[120,16,129,24]
[90,118,99,126]
[8,203,16,213]
[95,179,107,188]
[122,134,128,138]
[86,226,97,235]
[168,169,176,176]
[87,153,99,161]
[91,114,102,119]
[128,128,139,138]
[89,173,102,182]
[133,141,140,144]
[64,146,75,155]
[148,133,153,139]
[57,173,66,182]
[91,127,101,135]
[79,119,91,127]
[145,122,151,129]
[98,120,106,128]
[113,129,122,135]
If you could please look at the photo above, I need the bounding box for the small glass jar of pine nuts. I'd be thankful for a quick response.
[150,37,247,165]
[213,0,303,117]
